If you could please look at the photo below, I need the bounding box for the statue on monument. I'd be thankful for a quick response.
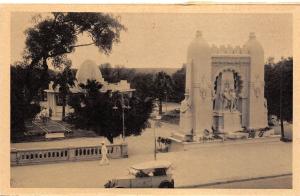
[180,94,192,114]
[179,92,193,135]
[229,88,238,112]
[198,75,211,100]
[222,82,238,112]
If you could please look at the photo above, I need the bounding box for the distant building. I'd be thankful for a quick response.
[42,59,134,120]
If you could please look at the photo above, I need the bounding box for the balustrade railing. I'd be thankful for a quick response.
[11,143,128,166]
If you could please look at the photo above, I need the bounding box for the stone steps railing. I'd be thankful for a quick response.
[11,143,128,166]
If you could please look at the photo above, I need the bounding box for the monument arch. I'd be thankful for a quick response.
[179,31,268,140]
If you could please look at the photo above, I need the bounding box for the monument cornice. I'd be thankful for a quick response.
[212,55,251,65]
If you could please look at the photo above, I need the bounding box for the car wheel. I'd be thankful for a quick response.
[159,182,173,188]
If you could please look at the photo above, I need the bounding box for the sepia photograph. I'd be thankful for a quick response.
[1,4,296,193]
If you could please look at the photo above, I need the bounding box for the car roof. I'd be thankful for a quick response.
[130,160,172,170]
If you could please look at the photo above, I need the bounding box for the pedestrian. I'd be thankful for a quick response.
[100,141,109,165]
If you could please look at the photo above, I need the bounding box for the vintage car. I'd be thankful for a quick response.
[104,160,174,188]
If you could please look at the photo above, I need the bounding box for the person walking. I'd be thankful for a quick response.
[100,142,109,165]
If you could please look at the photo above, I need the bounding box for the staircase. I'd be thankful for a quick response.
[31,119,73,139]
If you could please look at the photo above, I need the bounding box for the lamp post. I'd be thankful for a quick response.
[164,91,168,113]
[113,92,131,142]
[151,99,161,160]
[279,60,285,141]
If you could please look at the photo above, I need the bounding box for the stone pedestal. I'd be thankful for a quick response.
[213,111,242,133]
[223,111,242,133]
[213,112,223,131]
[179,109,193,135]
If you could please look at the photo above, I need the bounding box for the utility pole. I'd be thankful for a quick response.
[113,92,131,142]
[279,59,285,141]
[152,99,161,161]
[164,91,168,113]
[154,120,157,160]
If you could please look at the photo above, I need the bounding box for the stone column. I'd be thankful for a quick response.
[245,32,268,129]
[188,32,212,137]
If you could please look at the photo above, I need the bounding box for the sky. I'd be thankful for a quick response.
[11,12,292,69]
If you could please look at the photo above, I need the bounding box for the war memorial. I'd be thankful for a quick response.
[169,31,276,148]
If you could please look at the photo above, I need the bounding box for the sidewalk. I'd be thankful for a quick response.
[11,140,292,188]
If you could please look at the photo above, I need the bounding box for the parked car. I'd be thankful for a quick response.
[104,160,174,188]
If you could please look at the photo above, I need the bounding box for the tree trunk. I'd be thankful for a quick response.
[159,98,163,114]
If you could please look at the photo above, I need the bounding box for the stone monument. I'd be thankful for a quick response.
[179,31,268,140]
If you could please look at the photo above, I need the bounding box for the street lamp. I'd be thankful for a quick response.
[164,90,168,113]
[279,59,285,141]
[112,92,131,142]
[151,99,161,160]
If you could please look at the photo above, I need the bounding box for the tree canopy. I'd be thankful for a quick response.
[171,65,186,102]
[100,63,136,83]
[21,12,125,108]
[52,65,76,120]
[11,12,126,139]
[153,71,174,114]
[67,80,152,143]
[265,57,293,122]
[24,12,125,70]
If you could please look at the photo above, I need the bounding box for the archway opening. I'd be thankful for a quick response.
[213,69,243,112]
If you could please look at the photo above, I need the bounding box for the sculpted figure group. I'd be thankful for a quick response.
[222,85,238,112]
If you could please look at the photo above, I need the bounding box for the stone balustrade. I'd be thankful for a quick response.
[11,143,128,166]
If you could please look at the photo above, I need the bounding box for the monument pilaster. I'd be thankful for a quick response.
[246,32,268,129]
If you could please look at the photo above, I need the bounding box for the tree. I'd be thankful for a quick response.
[52,65,76,121]
[153,71,174,114]
[11,65,41,141]
[11,12,125,138]
[130,73,155,101]
[22,12,125,105]
[67,80,152,144]
[100,63,136,83]
[265,57,293,122]
[171,65,186,102]
[24,12,125,70]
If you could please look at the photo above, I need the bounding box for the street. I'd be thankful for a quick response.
[11,121,292,188]
[202,175,292,189]
[11,139,292,188]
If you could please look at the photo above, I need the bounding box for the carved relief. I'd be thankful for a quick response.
[253,74,264,98]
[221,81,238,112]
[199,75,209,100]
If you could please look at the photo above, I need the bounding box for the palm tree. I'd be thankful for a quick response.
[153,71,174,114]
[53,65,76,121]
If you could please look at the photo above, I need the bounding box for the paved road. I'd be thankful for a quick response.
[201,175,292,189]
[11,141,292,188]
[11,121,292,188]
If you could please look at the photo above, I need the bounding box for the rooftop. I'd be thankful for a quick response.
[130,160,172,170]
